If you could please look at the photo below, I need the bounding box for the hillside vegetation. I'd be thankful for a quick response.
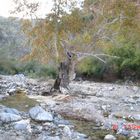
[0,0,140,82]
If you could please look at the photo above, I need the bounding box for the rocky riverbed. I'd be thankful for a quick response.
[0,74,140,140]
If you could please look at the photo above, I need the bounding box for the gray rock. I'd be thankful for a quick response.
[104,134,116,140]
[133,86,139,93]
[96,92,103,97]
[0,133,27,140]
[130,106,134,111]
[102,105,109,111]
[0,95,7,100]
[8,88,27,95]
[0,113,22,123]
[54,101,105,123]
[8,88,16,95]
[63,125,72,137]
[38,136,60,140]
[13,119,31,132]
[3,107,20,115]
[108,87,114,91]
[103,121,112,129]
[29,106,53,122]
[45,136,60,140]
[132,114,140,121]
[123,97,136,104]
[73,132,88,139]
[54,118,71,125]
[129,136,135,140]
[12,74,27,87]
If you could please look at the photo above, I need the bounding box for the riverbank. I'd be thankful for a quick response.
[0,74,140,140]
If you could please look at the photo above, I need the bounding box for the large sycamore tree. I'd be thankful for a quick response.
[12,0,140,93]
[12,0,87,93]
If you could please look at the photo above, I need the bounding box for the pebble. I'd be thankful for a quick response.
[104,134,116,140]
[29,106,53,122]
[0,113,22,123]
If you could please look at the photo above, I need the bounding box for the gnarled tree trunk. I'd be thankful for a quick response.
[51,52,76,93]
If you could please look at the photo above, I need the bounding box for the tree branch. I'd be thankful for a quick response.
[71,51,119,64]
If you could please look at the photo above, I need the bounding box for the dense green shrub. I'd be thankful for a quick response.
[1,45,139,81]
[76,57,105,78]
[0,59,57,79]
[22,61,57,78]
[0,58,18,75]
[37,65,57,78]
[107,45,140,79]
[76,44,140,80]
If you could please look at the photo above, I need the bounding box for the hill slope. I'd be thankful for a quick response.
[0,16,30,59]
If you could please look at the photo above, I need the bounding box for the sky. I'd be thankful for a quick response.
[0,0,13,17]
[0,0,53,18]
[0,0,82,18]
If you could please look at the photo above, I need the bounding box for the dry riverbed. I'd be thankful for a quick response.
[0,74,140,140]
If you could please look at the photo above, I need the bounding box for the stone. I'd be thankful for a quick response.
[0,95,7,100]
[63,126,72,137]
[96,92,103,97]
[54,118,71,125]
[133,86,139,93]
[74,132,88,139]
[130,106,134,111]
[8,88,26,96]
[14,119,31,132]
[0,133,27,140]
[102,105,107,111]
[29,106,53,122]
[123,97,136,104]
[8,88,16,95]
[103,121,112,129]
[129,136,135,140]
[132,114,140,121]
[36,126,43,132]
[0,113,22,123]
[108,87,114,91]
[39,136,60,140]
[3,107,20,115]
[104,134,116,140]
[46,136,60,140]
[54,101,105,123]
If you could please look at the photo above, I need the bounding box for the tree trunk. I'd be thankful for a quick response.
[51,52,76,93]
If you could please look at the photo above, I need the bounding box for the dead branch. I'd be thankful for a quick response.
[71,51,120,64]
